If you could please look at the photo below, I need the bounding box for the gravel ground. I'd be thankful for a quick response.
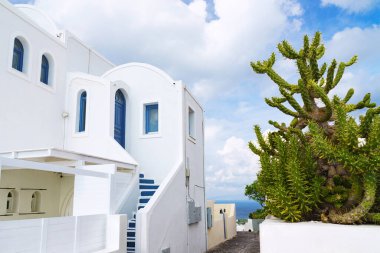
[207,232,260,253]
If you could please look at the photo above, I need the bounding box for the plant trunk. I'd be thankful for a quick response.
[329,171,377,224]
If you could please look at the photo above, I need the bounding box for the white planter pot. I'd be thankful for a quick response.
[260,218,380,253]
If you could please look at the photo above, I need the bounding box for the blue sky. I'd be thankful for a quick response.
[10,0,380,200]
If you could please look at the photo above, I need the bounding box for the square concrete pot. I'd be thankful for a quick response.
[260,218,380,253]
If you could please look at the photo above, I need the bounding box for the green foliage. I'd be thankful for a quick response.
[246,32,380,224]
[249,209,267,219]
[237,219,248,225]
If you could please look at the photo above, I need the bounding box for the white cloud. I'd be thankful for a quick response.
[206,136,260,199]
[188,0,207,19]
[324,26,380,99]
[204,124,222,142]
[34,0,303,96]
[321,0,380,13]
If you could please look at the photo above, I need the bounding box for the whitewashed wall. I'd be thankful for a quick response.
[102,63,183,183]
[65,74,137,166]
[0,0,114,154]
[0,0,66,152]
[66,33,114,76]
[261,219,380,253]
[184,88,207,252]
[0,214,126,253]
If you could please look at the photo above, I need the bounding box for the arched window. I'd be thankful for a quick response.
[31,191,41,212]
[114,90,126,148]
[12,38,24,72]
[40,55,49,84]
[78,91,87,132]
[6,191,14,213]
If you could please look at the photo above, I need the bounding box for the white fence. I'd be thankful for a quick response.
[0,214,126,253]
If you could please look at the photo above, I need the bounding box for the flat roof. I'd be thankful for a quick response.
[0,148,137,171]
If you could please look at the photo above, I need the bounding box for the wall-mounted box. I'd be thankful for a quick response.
[188,200,201,225]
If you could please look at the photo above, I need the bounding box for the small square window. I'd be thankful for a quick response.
[145,103,158,134]
[189,107,195,139]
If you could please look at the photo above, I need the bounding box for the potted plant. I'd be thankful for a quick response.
[245,32,380,252]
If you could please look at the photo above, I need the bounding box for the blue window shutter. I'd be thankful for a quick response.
[40,55,49,84]
[114,90,126,148]
[145,104,158,133]
[79,91,87,132]
[12,38,24,72]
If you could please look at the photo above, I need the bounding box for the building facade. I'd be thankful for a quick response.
[0,1,207,252]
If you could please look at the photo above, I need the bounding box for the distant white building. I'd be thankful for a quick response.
[0,1,206,252]
[236,219,253,232]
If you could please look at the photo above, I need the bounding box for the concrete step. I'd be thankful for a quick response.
[137,203,147,210]
[127,241,135,248]
[140,190,156,196]
[139,197,150,204]
[127,230,135,237]
[139,184,159,190]
[139,178,154,184]
[128,221,136,228]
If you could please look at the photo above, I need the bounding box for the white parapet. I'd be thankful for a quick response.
[260,218,380,253]
[0,214,126,253]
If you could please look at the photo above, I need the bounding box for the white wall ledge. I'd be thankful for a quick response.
[260,218,380,253]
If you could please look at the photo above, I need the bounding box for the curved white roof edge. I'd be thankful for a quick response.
[15,4,61,39]
[102,62,175,84]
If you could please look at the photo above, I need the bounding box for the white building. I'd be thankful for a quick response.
[0,1,207,252]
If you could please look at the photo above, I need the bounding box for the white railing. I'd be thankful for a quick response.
[136,162,186,253]
[0,214,126,253]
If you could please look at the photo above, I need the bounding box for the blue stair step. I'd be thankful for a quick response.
[140,179,154,184]
[139,184,159,190]
[138,205,145,210]
[127,240,135,247]
[126,176,159,253]
[140,190,156,196]
[139,198,150,204]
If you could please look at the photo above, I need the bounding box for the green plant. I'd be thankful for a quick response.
[246,32,380,224]
[249,208,266,219]
[237,219,248,225]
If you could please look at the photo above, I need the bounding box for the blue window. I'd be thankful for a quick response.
[40,55,49,84]
[12,38,24,72]
[145,104,158,134]
[78,91,87,132]
[114,90,126,148]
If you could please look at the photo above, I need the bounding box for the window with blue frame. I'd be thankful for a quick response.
[40,55,49,84]
[145,103,158,134]
[12,38,24,72]
[78,91,87,132]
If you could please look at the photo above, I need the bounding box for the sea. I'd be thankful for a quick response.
[215,200,261,220]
